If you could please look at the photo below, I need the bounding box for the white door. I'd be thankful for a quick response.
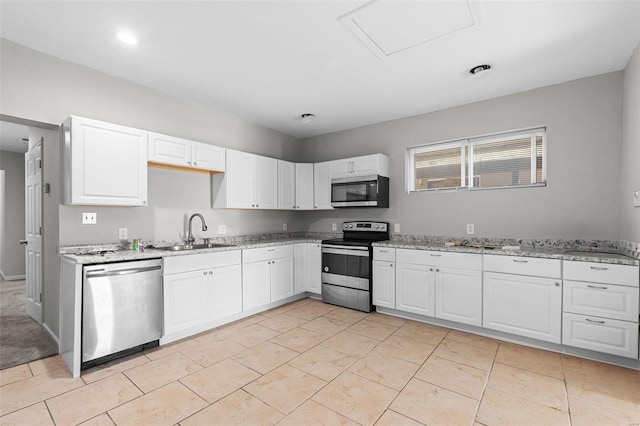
[435,267,482,326]
[295,163,314,210]
[271,256,294,302]
[163,270,208,335]
[395,263,435,316]
[227,150,255,208]
[313,162,334,210]
[243,261,271,310]
[277,160,295,209]
[256,156,278,209]
[24,143,43,323]
[373,260,395,309]
[306,244,322,294]
[209,264,242,321]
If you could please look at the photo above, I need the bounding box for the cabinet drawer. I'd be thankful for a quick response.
[396,249,482,270]
[243,244,293,263]
[164,250,241,274]
[562,312,639,359]
[563,261,639,287]
[483,255,561,278]
[563,280,639,322]
[373,247,395,262]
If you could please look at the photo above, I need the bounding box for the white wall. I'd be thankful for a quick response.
[300,73,624,241]
[0,150,25,278]
[621,43,640,243]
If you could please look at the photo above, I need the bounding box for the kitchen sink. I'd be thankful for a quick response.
[154,243,236,251]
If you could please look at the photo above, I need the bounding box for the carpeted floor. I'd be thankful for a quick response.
[0,279,58,370]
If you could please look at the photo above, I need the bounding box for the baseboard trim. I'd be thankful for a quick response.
[42,323,60,352]
[0,272,26,281]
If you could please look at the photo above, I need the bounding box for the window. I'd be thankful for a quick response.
[407,127,546,192]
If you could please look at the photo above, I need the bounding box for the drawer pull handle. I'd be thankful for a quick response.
[587,285,608,290]
[590,266,608,271]
[267,249,275,252]
[430,254,442,257]
[512,259,528,263]
[379,250,388,253]
[585,318,605,324]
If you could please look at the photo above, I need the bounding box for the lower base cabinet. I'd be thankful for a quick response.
[243,245,294,311]
[563,312,639,359]
[294,243,321,294]
[373,260,395,309]
[435,267,482,326]
[395,263,435,316]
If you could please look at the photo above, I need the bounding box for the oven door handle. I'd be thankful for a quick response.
[322,247,370,257]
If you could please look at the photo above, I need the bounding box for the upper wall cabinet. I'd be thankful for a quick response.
[212,149,278,209]
[63,116,148,206]
[313,161,334,210]
[295,163,314,210]
[148,132,225,173]
[277,160,295,210]
[331,154,389,178]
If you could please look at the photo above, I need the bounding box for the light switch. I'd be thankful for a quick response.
[282,223,288,231]
[82,212,97,224]
[332,223,337,231]
[466,224,475,235]
[218,225,227,234]
[394,223,400,233]
[118,228,128,239]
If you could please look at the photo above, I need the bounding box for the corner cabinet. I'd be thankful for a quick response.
[294,163,315,210]
[212,149,278,209]
[148,132,225,172]
[294,243,321,294]
[63,116,148,206]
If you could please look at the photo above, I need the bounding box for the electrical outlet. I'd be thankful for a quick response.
[332,223,337,231]
[218,225,227,235]
[82,212,97,224]
[634,191,640,207]
[394,223,400,233]
[118,228,128,239]
[466,224,475,235]
[282,223,288,231]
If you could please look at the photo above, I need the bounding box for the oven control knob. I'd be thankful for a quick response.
[324,266,329,272]
[375,225,380,229]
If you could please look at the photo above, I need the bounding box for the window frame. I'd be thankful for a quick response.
[406,127,547,194]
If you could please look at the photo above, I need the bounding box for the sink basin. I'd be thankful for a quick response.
[154,243,235,251]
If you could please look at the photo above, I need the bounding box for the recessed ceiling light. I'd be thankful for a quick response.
[117,31,138,46]
[300,113,316,123]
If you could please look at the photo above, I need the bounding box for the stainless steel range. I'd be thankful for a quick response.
[321,221,390,312]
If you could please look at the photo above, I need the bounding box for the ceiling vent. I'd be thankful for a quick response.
[339,0,483,59]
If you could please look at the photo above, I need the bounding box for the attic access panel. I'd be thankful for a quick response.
[340,0,483,58]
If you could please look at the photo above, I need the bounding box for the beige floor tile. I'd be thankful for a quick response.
[28,356,67,376]
[432,338,496,371]
[78,413,116,426]
[495,342,563,379]
[228,314,269,328]
[271,327,327,352]
[192,324,240,344]
[232,341,299,374]
[287,346,359,382]
[0,402,53,426]
[346,319,398,341]
[488,363,567,411]
[348,350,419,391]
[568,396,640,426]
[108,381,206,426]
[259,303,299,318]
[180,389,283,426]
[181,358,260,403]
[415,356,488,400]
[323,307,369,324]
[375,409,424,426]
[373,335,435,365]
[0,367,84,416]
[0,364,32,386]
[390,379,478,426]
[312,371,397,425]
[299,315,350,336]
[258,313,309,333]
[244,364,327,414]
[393,321,448,346]
[179,338,246,367]
[278,400,358,425]
[320,331,380,357]
[227,323,281,347]
[365,312,407,328]
[286,303,336,320]
[81,353,151,384]
[476,388,570,426]
[444,329,500,351]
[144,337,201,361]
[124,352,202,393]
[46,373,141,425]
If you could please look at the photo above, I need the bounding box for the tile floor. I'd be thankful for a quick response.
[1,297,639,425]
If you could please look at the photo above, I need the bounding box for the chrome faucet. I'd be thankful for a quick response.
[187,213,208,245]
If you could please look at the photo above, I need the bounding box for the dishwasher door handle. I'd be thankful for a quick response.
[85,265,161,278]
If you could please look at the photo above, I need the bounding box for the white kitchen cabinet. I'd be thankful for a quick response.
[294,163,314,210]
[435,267,482,326]
[63,116,148,206]
[163,250,242,339]
[330,154,390,178]
[149,132,226,172]
[562,312,639,359]
[243,245,294,310]
[313,161,334,210]
[483,271,562,343]
[563,280,639,322]
[278,160,295,209]
[373,260,396,309]
[395,262,435,316]
[212,150,278,209]
[294,243,321,294]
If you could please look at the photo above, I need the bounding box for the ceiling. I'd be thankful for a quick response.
[1,1,639,139]
[0,121,29,153]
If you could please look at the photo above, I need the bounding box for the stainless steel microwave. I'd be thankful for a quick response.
[331,175,389,208]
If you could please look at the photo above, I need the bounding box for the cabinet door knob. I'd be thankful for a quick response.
[436,268,440,272]
[390,264,394,267]
[429,268,433,272]
[554,282,560,287]
[203,271,207,275]
[209,271,213,275]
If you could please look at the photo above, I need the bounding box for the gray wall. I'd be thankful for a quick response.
[300,72,624,241]
[621,43,640,243]
[0,150,25,278]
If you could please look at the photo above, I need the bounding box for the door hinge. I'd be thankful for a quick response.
[43,183,50,194]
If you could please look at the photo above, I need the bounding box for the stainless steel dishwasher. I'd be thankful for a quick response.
[82,259,162,369]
